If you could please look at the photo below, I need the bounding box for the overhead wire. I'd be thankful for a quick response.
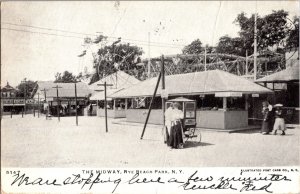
[1,22,186,47]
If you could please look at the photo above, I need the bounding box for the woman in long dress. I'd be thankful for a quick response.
[261,101,270,135]
[168,102,184,149]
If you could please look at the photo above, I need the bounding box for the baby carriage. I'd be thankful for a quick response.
[166,97,201,144]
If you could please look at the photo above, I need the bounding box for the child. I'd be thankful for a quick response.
[272,104,286,135]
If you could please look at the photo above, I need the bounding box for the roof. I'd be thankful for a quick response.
[255,66,299,83]
[111,69,273,98]
[1,82,17,92]
[34,81,91,100]
[90,88,120,101]
[89,71,140,91]
[89,71,141,100]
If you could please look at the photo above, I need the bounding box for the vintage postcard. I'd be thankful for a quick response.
[1,1,299,193]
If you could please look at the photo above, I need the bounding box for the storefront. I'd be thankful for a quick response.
[112,70,273,130]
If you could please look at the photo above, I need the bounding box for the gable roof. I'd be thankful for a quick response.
[89,71,140,91]
[111,69,273,98]
[34,81,91,100]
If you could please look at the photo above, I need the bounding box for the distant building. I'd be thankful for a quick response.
[0,82,28,115]
[1,82,17,98]
[33,81,92,117]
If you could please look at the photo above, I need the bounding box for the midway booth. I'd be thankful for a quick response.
[111,69,273,130]
[89,71,140,118]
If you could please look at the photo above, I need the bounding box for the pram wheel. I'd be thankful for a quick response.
[183,127,201,144]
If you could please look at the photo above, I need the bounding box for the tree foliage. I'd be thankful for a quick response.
[182,39,203,54]
[90,43,143,84]
[16,79,37,98]
[216,35,245,56]
[234,10,290,55]
[286,16,299,49]
[54,71,77,83]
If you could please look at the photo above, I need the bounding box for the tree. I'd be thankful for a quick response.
[286,16,299,49]
[234,10,290,55]
[54,71,77,83]
[91,43,143,84]
[182,39,203,54]
[16,79,37,98]
[216,35,245,56]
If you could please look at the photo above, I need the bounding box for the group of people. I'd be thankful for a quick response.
[261,101,286,135]
[164,102,184,149]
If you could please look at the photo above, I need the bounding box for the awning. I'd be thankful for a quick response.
[255,66,299,83]
[111,69,273,98]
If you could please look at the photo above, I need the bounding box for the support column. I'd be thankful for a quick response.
[113,99,116,110]
[245,94,249,111]
[223,97,227,109]
[125,99,128,110]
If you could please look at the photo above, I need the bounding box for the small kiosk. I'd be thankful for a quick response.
[166,97,196,130]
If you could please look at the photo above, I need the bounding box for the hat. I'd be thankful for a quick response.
[274,104,283,107]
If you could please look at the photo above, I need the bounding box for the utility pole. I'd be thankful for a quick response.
[74,81,78,126]
[37,92,40,118]
[148,32,151,78]
[52,85,62,122]
[41,88,48,119]
[161,55,166,127]
[254,3,257,81]
[97,82,113,133]
[246,50,248,76]
[204,47,207,71]
[21,78,28,115]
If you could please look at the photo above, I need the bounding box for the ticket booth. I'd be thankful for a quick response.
[166,97,197,130]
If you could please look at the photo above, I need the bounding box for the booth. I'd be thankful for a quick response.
[112,70,273,130]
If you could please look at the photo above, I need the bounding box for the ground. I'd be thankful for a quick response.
[1,114,299,167]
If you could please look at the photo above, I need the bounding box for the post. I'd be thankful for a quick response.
[97,82,113,133]
[254,8,257,80]
[11,98,14,118]
[204,46,207,71]
[141,72,162,139]
[104,82,108,132]
[75,82,78,126]
[10,100,13,118]
[113,99,116,110]
[37,93,40,118]
[223,97,227,109]
[52,85,62,122]
[24,83,27,114]
[245,94,249,111]
[148,32,151,78]
[22,107,24,118]
[161,55,166,127]
[125,98,128,110]
[245,50,248,75]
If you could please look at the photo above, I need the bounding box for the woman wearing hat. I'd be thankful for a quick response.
[168,102,184,149]
[272,104,286,135]
[261,101,271,135]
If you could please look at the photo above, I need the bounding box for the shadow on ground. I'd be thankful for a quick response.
[184,141,214,148]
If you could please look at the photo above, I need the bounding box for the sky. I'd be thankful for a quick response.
[1,1,299,87]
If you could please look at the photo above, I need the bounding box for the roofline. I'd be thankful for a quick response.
[111,90,274,99]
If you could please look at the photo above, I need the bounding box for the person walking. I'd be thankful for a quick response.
[261,101,270,135]
[168,102,184,149]
[272,104,286,135]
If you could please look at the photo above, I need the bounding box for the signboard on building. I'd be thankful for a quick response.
[252,94,260,97]
[215,92,243,97]
[160,89,169,99]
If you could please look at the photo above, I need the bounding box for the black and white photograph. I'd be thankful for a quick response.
[1,1,299,193]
